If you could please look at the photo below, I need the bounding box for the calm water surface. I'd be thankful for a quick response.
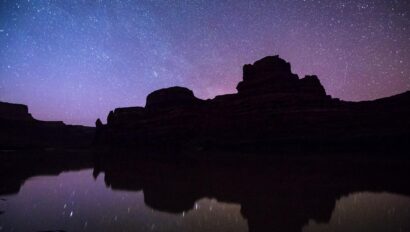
[0,169,247,232]
[1,167,410,232]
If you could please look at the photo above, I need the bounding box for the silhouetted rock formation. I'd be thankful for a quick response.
[96,55,410,152]
[0,102,94,149]
[237,56,326,98]
[0,102,34,121]
[146,86,204,110]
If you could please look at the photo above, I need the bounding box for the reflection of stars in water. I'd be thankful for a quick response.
[0,170,248,231]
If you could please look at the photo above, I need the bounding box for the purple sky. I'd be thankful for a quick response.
[0,0,409,126]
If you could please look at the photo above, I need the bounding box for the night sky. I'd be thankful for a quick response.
[0,0,409,126]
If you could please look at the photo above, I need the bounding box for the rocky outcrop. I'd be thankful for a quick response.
[238,56,303,94]
[146,87,204,110]
[96,55,410,152]
[0,102,34,121]
[0,102,94,149]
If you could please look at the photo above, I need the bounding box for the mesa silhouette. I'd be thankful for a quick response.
[0,102,94,149]
[95,55,410,152]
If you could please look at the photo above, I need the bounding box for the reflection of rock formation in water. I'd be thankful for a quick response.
[94,155,410,232]
[2,150,410,232]
[96,55,410,152]
[303,192,410,232]
[0,102,94,149]
[0,151,92,195]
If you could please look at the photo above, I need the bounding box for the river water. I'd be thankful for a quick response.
[0,153,410,232]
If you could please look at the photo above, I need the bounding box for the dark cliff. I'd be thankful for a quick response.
[96,55,410,152]
[0,102,94,149]
[0,102,34,121]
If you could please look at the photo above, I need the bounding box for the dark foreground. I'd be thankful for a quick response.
[1,150,410,232]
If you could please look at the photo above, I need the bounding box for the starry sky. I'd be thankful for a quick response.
[0,0,409,126]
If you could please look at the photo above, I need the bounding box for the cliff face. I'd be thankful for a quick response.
[146,87,204,110]
[96,55,410,152]
[237,55,326,98]
[0,102,34,121]
[0,102,94,149]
